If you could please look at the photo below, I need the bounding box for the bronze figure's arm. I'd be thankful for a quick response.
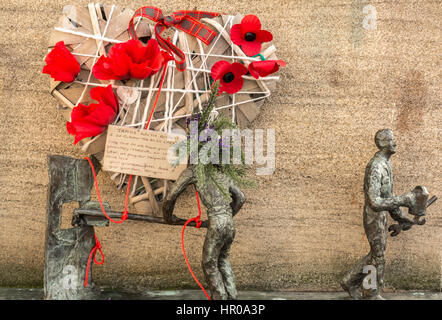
[388,206,417,237]
[162,167,195,223]
[229,183,246,217]
[389,207,413,227]
[389,195,437,236]
[388,172,412,225]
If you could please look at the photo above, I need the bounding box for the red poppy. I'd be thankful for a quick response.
[42,41,80,82]
[92,39,172,80]
[211,61,248,94]
[230,15,273,56]
[66,85,119,145]
[248,60,286,79]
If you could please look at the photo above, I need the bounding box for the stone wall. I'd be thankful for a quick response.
[0,0,440,291]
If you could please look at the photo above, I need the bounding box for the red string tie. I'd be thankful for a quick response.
[82,63,169,287]
[84,234,104,287]
[128,6,220,71]
[181,191,210,300]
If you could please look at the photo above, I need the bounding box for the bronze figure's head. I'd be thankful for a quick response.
[374,129,396,154]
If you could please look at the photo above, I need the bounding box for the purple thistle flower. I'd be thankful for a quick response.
[218,137,231,150]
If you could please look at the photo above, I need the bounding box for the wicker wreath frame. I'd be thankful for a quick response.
[47,3,281,216]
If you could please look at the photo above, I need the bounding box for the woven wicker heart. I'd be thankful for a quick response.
[47,3,282,216]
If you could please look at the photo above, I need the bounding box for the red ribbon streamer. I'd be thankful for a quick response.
[84,234,104,287]
[128,6,219,71]
[181,190,211,300]
[85,156,129,225]
[83,63,169,287]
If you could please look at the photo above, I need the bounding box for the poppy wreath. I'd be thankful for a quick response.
[44,3,285,216]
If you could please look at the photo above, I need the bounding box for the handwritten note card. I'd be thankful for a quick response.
[103,125,187,180]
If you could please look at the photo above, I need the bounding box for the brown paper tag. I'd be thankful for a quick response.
[103,125,187,180]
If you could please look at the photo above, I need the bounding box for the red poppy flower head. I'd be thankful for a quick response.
[66,85,119,145]
[92,39,173,81]
[42,41,80,82]
[248,60,286,79]
[211,61,248,94]
[230,15,273,56]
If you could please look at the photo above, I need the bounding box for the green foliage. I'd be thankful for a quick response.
[173,81,254,199]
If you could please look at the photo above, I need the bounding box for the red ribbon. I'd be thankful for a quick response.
[128,6,219,72]
[84,234,104,287]
[181,190,210,300]
[82,64,170,287]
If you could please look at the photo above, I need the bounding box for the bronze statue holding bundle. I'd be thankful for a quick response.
[162,166,245,300]
[162,82,250,300]
[341,129,436,300]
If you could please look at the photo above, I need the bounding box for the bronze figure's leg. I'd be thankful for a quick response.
[340,253,371,299]
[202,222,228,300]
[202,214,237,300]
[218,220,237,300]
[363,235,387,299]
[342,211,388,300]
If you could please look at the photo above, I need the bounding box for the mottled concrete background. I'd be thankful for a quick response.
[0,0,440,291]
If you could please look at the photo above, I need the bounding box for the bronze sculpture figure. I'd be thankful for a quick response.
[341,129,435,300]
[162,166,246,300]
[161,81,250,300]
